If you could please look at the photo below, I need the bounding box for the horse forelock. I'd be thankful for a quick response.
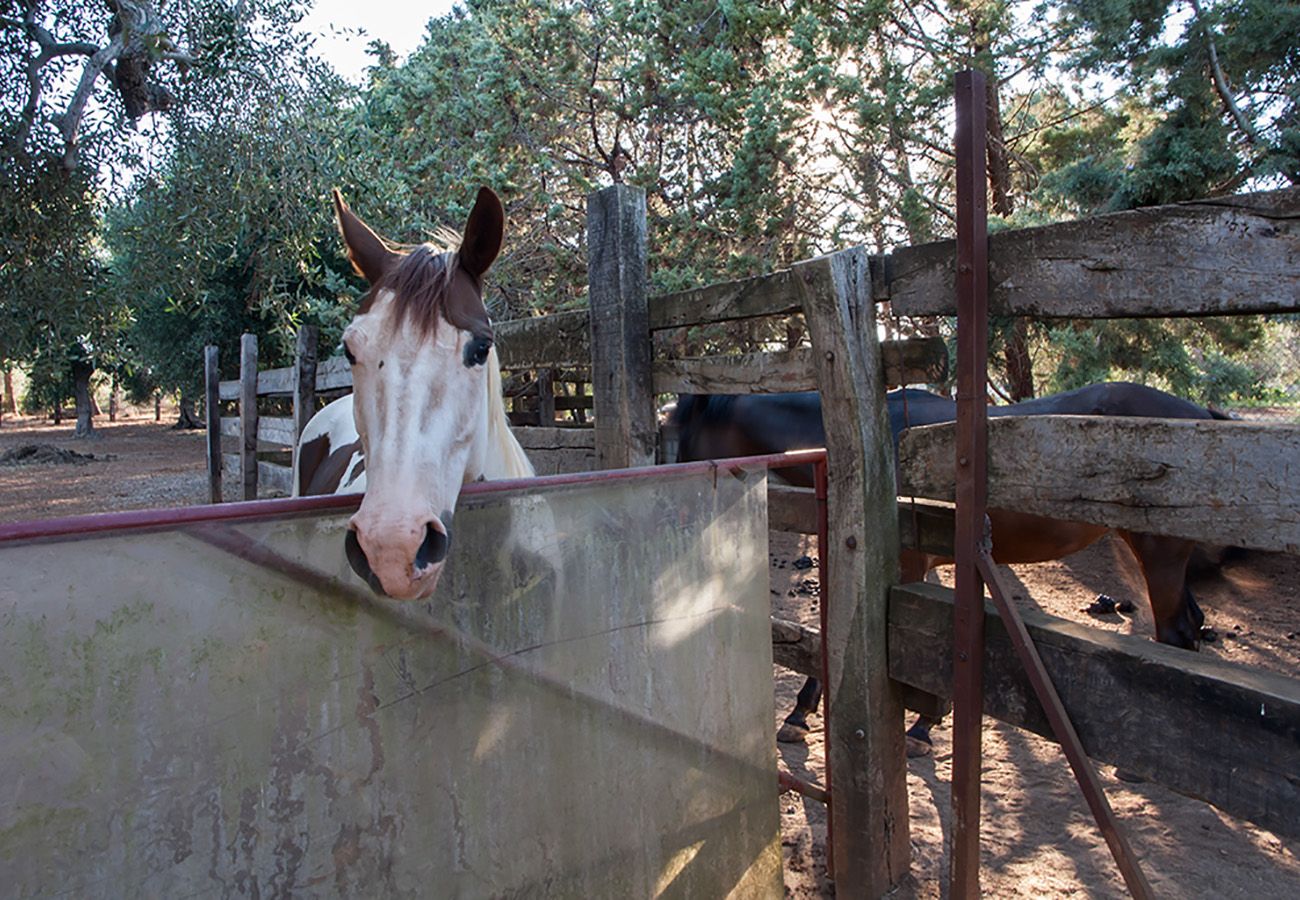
[359,245,459,336]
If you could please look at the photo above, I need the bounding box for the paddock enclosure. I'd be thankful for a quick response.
[197,154,1300,893]
[0,461,796,897]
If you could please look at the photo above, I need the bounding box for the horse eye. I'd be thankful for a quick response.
[343,342,357,366]
[464,337,492,368]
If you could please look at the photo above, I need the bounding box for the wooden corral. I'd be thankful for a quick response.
[205,183,1300,896]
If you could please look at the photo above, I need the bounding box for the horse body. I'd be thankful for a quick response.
[672,383,1225,744]
[295,188,532,601]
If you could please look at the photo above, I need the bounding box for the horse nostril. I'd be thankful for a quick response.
[345,529,385,595]
[415,522,450,569]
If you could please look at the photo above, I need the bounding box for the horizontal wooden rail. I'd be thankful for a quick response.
[648,256,892,331]
[220,416,297,448]
[899,415,1300,553]
[652,337,947,396]
[513,425,598,475]
[770,484,957,556]
[220,455,293,495]
[889,187,1300,318]
[496,310,591,369]
[219,356,351,401]
[888,581,1300,840]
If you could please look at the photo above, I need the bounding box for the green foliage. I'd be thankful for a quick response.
[4,0,1292,411]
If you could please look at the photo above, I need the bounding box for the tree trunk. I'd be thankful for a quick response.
[109,376,119,422]
[53,400,62,425]
[2,368,13,416]
[154,391,162,421]
[1003,318,1036,401]
[174,392,203,429]
[72,359,96,438]
[983,71,1035,400]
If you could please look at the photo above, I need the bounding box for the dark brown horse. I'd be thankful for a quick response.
[671,383,1229,746]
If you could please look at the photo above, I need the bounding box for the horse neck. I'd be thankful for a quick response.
[470,345,534,481]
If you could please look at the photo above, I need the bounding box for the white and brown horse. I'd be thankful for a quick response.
[295,187,532,600]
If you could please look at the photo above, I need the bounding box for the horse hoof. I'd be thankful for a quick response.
[777,721,810,744]
[906,736,933,759]
[1201,627,1218,643]
[1114,767,1146,783]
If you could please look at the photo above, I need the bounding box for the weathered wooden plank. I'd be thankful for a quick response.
[513,426,597,475]
[889,581,1300,840]
[651,336,948,396]
[769,485,818,534]
[653,349,817,394]
[797,247,910,892]
[204,346,221,504]
[239,334,259,502]
[769,483,955,554]
[897,498,957,557]
[513,426,596,450]
[220,456,293,497]
[890,187,1300,318]
[587,185,657,469]
[884,335,948,386]
[496,310,592,369]
[898,415,1300,553]
[315,356,352,392]
[649,269,802,330]
[220,416,297,448]
[771,616,820,679]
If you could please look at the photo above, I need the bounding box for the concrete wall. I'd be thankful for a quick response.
[0,466,781,897]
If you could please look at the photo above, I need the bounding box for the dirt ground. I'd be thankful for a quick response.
[771,529,1300,898]
[3,414,1298,897]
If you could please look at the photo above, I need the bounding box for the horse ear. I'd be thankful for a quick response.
[332,189,398,284]
[458,187,504,280]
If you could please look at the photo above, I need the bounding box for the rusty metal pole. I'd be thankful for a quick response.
[951,68,990,900]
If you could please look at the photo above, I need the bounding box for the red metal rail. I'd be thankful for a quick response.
[0,450,827,544]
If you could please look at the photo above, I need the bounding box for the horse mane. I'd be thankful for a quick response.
[483,345,535,479]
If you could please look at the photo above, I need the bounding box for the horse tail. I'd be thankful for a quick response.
[485,346,535,479]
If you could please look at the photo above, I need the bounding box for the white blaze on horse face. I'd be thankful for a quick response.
[344,289,491,600]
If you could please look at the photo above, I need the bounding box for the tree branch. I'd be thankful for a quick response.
[1188,0,1260,146]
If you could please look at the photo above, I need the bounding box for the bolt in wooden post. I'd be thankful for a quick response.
[204,345,221,504]
[239,333,259,501]
[587,184,656,469]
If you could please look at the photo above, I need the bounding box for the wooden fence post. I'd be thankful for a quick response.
[536,368,556,425]
[587,184,656,469]
[293,325,319,463]
[204,346,222,504]
[796,247,910,896]
[239,333,259,501]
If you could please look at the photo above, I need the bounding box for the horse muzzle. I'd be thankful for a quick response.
[345,515,452,601]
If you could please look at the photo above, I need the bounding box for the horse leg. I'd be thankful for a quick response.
[777,677,822,743]
[1117,530,1202,649]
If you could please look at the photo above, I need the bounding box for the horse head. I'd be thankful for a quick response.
[332,187,506,600]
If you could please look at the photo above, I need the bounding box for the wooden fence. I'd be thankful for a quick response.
[204,183,1300,897]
